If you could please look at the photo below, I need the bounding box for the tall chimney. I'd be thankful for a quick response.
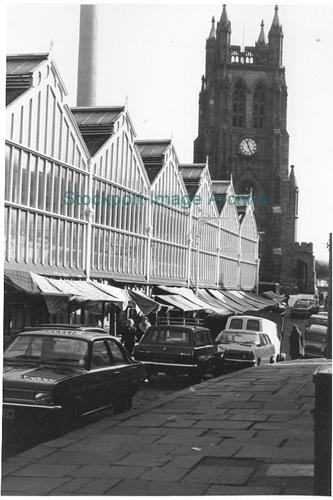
[77,4,98,106]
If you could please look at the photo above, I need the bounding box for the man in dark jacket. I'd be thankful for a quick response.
[289,324,304,360]
[121,319,138,355]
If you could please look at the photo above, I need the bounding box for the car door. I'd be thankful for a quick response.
[87,339,119,412]
[105,338,142,399]
[258,334,272,364]
[193,331,215,373]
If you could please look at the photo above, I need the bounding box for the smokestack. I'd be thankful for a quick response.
[77,4,98,106]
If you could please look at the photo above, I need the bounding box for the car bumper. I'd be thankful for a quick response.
[223,358,256,368]
[290,311,311,317]
[140,360,199,374]
[3,402,63,425]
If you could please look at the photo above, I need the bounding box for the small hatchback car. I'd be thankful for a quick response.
[3,325,147,434]
[133,325,221,382]
[215,330,276,370]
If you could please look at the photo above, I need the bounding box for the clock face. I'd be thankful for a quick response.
[239,138,257,156]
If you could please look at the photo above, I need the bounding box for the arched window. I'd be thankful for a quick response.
[232,81,246,128]
[253,82,265,128]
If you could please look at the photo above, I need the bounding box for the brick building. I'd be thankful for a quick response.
[194,5,315,293]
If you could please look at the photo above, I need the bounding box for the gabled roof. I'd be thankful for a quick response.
[6,53,49,105]
[6,53,48,76]
[135,140,171,182]
[71,106,125,156]
[71,106,125,134]
[6,53,68,107]
[211,180,231,212]
[179,164,205,200]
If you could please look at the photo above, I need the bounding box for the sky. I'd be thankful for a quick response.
[5,0,333,262]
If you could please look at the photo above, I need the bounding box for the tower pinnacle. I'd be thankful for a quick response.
[219,4,231,31]
[257,20,266,45]
[209,16,216,39]
[271,5,280,28]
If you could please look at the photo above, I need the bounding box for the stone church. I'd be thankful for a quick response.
[194,5,315,293]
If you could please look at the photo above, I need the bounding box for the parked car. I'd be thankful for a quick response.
[133,325,222,382]
[3,325,147,435]
[215,330,276,370]
[304,324,328,359]
[222,316,281,361]
[290,299,319,318]
[305,314,328,333]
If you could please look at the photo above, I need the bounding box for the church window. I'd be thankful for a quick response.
[253,82,265,128]
[232,81,246,128]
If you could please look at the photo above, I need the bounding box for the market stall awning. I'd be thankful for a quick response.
[5,269,40,294]
[129,290,162,315]
[156,286,218,312]
[154,294,203,312]
[197,289,234,315]
[261,291,286,303]
[90,282,129,310]
[224,290,276,311]
[208,289,248,313]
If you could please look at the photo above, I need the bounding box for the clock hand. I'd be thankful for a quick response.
[245,139,252,152]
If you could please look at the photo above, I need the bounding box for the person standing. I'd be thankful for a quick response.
[137,316,151,341]
[121,319,138,355]
[289,324,304,360]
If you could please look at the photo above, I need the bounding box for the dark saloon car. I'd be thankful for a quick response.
[290,299,319,318]
[215,330,276,371]
[3,325,147,434]
[304,324,328,359]
[133,325,222,382]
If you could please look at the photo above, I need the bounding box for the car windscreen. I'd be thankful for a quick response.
[4,335,89,367]
[142,329,192,346]
[305,332,326,343]
[216,332,260,345]
[309,318,327,326]
[294,301,310,308]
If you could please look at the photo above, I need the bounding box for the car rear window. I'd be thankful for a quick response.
[229,318,244,330]
[216,332,259,345]
[143,329,192,345]
[246,319,261,331]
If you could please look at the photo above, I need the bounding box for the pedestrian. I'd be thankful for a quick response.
[284,293,290,307]
[289,324,304,360]
[121,319,138,355]
[324,294,329,310]
[319,291,324,306]
[137,316,151,340]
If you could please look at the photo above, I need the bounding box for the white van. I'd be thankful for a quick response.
[222,315,281,361]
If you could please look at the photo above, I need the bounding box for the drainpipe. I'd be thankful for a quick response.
[146,192,152,284]
[85,158,94,280]
[187,211,193,287]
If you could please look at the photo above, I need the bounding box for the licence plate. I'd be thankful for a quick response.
[3,408,15,420]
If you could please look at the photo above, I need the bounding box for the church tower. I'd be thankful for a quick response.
[194,5,310,289]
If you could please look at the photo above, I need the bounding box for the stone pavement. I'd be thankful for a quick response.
[2,359,330,496]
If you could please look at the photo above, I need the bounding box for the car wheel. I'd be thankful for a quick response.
[111,398,124,414]
[122,395,132,412]
[54,409,77,437]
[191,368,204,385]
[255,358,261,367]
[269,356,275,364]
